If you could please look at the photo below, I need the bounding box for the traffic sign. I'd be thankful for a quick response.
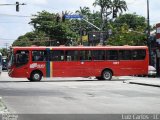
[64,15,83,19]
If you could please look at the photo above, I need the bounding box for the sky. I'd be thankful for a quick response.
[0,0,160,48]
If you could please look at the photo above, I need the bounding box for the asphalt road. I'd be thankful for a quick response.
[0,72,160,119]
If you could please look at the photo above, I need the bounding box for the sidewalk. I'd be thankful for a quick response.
[124,77,160,87]
[0,97,9,114]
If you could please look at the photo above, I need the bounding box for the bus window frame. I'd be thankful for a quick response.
[32,50,48,62]
[49,50,65,62]
[79,50,92,61]
[15,50,29,67]
[92,50,106,61]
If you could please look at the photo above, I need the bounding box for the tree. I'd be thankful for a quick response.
[107,23,146,46]
[12,31,47,46]
[75,6,91,16]
[93,0,112,20]
[29,11,77,45]
[13,11,78,46]
[112,0,128,18]
[114,13,147,30]
[0,48,8,56]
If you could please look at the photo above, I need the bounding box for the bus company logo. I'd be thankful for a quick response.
[30,63,45,69]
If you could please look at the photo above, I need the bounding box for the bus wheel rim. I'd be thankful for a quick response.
[34,73,40,80]
[104,72,110,79]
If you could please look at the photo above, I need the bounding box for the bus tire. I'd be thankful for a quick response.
[102,70,112,80]
[30,71,42,81]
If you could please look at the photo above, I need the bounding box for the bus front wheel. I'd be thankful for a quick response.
[102,70,112,80]
[30,71,42,81]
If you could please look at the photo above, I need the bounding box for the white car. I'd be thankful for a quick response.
[148,65,157,77]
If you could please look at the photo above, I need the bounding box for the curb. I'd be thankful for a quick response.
[129,82,160,88]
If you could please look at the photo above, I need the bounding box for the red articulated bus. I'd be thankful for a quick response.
[8,46,149,81]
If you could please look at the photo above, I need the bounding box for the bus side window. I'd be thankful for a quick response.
[107,50,118,60]
[50,50,64,61]
[79,50,92,61]
[92,50,105,60]
[119,50,131,60]
[132,50,138,60]
[132,50,146,60]
[32,51,47,61]
[65,50,78,61]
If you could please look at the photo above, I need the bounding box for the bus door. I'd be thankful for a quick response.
[79,50,94,77]
[92,50,106,76]
[118,50,133,75]
[131,49,147,75]
[50,50,84,77]
[63,50,82,77]
[15,50,29,77]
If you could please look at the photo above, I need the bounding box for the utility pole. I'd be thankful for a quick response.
[4,43,8,50]
[147,0,152,65]
[4,43,9,56]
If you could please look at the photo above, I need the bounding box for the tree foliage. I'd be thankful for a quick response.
[114,13,147,30]
[0,48,8,56]
[106,13,147,46]
[13,11,77,46]
[112,0,127,18]
[107,23,146,46]
[12,31,47,46]
[93,0,112,20]
[12,0,149,47]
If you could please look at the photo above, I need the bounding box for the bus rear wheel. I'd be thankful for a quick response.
[102,70,112,80]
[30,71,42,81]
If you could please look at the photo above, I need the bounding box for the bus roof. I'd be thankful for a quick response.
[11,46,148,50]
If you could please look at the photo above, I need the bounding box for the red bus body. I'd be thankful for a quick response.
[8,46,149,81]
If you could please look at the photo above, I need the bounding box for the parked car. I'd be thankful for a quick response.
[148,65,156,77]
[2,56,8,70]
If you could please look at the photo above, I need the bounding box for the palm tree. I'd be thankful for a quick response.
[93,0,112,20]
[112,0,128,18]
[75,6,91,16]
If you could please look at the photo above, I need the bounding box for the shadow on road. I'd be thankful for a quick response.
[0,81,30,83]
[41,79,129,82]
[0,79,129,83]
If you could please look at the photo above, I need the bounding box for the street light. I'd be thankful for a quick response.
[147,0,150,37]
[93,34,96,46]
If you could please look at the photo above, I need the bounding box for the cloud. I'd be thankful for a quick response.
[125,0,160,25]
